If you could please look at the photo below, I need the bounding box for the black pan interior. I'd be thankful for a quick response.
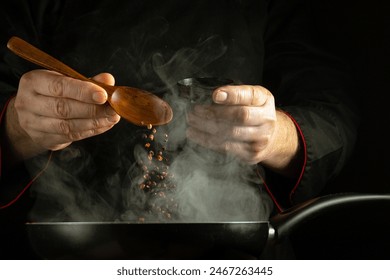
[25,221,269,259]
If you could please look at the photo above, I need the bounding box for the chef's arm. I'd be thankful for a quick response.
[1,97,49,170]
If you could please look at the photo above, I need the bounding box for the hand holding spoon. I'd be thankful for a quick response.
[7,36,173,126]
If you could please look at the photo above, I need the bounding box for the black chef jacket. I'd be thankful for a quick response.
[0,0,359,223]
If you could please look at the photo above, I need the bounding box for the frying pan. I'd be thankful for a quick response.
[25,221,269,259]
[23,192,390,259]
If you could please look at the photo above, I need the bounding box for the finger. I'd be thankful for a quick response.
[220,141,264,164]
[29,136,72,151]
[21,70,108,104]
[186,127,265,164]
[23,113,120,134]
[188,111,272,142]
[23,93,118,119]
[91,72,115,86]
[186,126,245,154]
[212,85,273,106]
[191,104,273,126]
[27,118,119,144]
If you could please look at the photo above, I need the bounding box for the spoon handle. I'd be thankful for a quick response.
[7,37,90,81]
[7,36,116,96]
[7,36,173,126]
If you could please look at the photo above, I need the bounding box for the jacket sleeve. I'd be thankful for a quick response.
[0,95,53,210]
[0,0,57,210]
[261,0,360,209]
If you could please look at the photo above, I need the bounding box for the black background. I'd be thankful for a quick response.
[285,0,390,259]
[312,0,390,195]
[2,0,390,260]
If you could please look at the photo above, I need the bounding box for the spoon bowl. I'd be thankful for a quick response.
[7,36,173,126]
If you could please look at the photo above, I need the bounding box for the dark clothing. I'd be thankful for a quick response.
[0,0,359,222]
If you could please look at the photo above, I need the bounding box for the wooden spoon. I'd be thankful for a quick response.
[7,36,173,126]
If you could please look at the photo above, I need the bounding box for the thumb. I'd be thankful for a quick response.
[213,85,272,106]
[91,72,116,86]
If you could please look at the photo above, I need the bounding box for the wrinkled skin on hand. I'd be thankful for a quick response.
[5,70,121,162]
[186,85,301,177]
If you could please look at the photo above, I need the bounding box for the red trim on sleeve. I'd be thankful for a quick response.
[0,152,52,210]
[258,111,308,213]
[0,96,53,209]
[0,96,14,178]
[256,168,284,213]
[285,112,307,204]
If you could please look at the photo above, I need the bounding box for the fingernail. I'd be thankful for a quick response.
[214,91,227,103]
[93,91,107,103]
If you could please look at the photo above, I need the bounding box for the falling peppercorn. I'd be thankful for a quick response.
[135,124,178,222]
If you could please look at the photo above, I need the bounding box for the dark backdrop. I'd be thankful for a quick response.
[312,0,390,195]
[281,2,390,257]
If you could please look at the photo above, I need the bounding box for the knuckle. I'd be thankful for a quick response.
[251,87,264,105]
[91,118,101,129]
[75,82,88,101]
[244,143,264,164]
[222,142,231,153]
[87,105,98,118]
[84,128,101,138]
[263,89,274,104]
[48,76,65,97]
[231,126,241,138]
[53,98,70,118]
[20,72,34,86]
[238,106,251,122]
[57,120,71,135]
[250,141,263,153]
[21,70,42,84]
[253,136,269,152]
[253,86,273,106]
[18,116,30,130]
[13,97,25,111]
[266,91,274,104]
[250,87,257,105]
[68,131,83,141]
[236,88,245,104]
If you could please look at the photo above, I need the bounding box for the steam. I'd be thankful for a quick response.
[168,145,272,221]
[27,147,119,222]
[152,35,228,89]
[119,35,273,222]
[26,19,273,223]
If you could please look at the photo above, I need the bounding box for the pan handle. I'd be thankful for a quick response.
[270,192,390,239]
[259,192,390,259]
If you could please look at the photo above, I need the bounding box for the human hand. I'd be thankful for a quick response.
[186,85,301,175]
[186,85,277,165]
[5,70,120,160]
